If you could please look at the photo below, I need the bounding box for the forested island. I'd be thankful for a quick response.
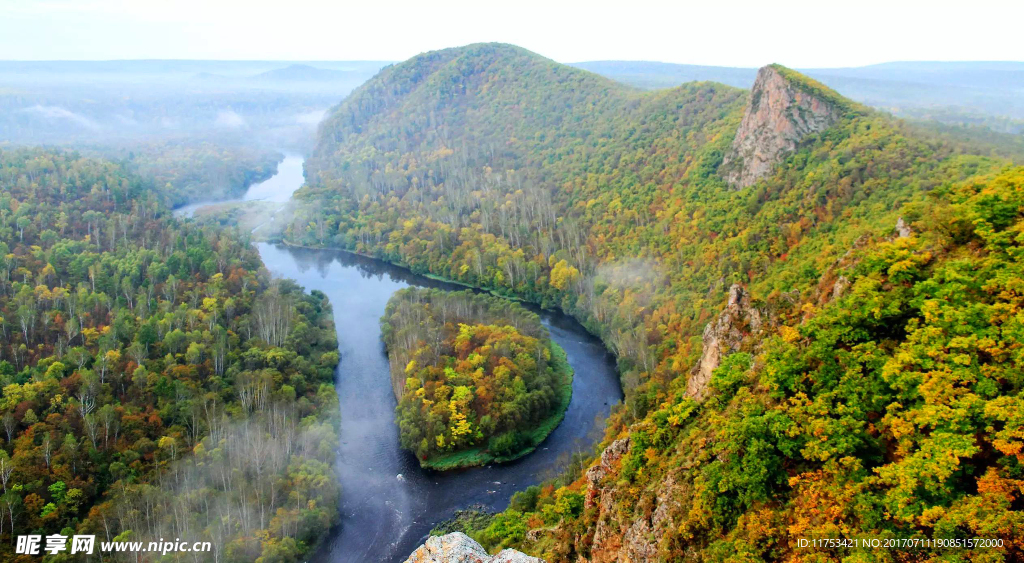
[0,148,340,561]
[381,288,572,469]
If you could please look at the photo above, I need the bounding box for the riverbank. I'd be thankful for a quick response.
[280,238,542,303]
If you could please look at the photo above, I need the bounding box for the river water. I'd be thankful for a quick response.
[183,156,623,562]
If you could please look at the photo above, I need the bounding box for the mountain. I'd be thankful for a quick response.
[300,43,1024,560]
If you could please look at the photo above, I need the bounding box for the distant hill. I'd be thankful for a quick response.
[0,59,391,147]
[190,64,367,87]
[251,63,359,83]
[4,57,1020,123]
[0,59,390,78]
[570,60,757,89]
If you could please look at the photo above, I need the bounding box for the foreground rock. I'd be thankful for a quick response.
[404,532,543,563]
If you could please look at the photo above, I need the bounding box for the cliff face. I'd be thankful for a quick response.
[404,533,543,563]
[580,436,665,562]
[721,65,843,188]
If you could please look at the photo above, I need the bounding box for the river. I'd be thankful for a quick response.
[183,156,623,562]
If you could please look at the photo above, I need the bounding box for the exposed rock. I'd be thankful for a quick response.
[895,217,913,238]
[652,473,682,532]
[621,516,658,561]
[580,438,683,562]
[687,284,762,399]
[584,470,683,563]
[493,549,544,563]
[404,533,542,563]
[831,275,850,300]
[584,437,631,509]
[588,511,623,563]
[722,65,843,188]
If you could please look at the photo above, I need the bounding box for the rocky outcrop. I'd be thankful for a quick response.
[831,275,851,300]
[687,284,762,399]
[722,65,843,188]
[583,465,684,562]
[584,437,631,509]
[577,289,767,560]
[404,533,542,563]
[580,436,687,562]
[895,217,913,238]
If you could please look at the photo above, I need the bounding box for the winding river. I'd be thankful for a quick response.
[186,156,623,562]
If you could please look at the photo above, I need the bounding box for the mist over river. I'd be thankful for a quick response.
[172,153,306,218]
[183,157,623,562]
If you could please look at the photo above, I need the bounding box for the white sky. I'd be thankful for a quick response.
[2,0,1021,67]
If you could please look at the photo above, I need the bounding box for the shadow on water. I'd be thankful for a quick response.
[257,243,623,563]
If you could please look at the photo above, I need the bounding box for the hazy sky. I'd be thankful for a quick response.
[3,0,1021,67]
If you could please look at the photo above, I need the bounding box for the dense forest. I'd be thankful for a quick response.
[381,288,572,469]
[295,44,1024,559]
[0,148,340,561]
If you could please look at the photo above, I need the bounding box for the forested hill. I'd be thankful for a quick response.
[306,42,662,194]
[297,43,1023,560]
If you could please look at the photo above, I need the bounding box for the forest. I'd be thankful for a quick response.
[381,288,572,469]
[0,147,340,561]
[294,43,1024,560]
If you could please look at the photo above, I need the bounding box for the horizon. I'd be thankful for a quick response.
[2,54,1021,69]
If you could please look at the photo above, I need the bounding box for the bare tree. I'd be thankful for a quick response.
[253,284,293,347]
[1,414,14,443]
